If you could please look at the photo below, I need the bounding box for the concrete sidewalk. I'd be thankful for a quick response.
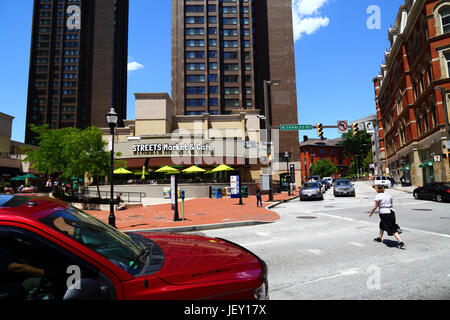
[85,192,299,233]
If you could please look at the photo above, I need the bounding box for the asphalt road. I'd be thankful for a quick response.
[203,182,450,300]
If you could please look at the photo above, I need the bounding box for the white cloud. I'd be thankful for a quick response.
[128,61,144,72]
[292,0,331,41]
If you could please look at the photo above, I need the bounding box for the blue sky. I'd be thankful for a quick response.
[0,0,404,143]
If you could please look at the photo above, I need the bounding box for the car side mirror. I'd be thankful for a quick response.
[63,278,113,301]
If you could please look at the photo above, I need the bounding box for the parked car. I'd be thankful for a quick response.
[0,195,268,300]
[413,182,450,203]
[300,182,324,201]
[334,179,356,197]
[372,176,392,189]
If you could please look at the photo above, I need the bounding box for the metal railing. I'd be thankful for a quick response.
[78,187,146,203]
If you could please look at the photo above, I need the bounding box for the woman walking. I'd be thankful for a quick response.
[256,187,263,207]
[369,185,405,249]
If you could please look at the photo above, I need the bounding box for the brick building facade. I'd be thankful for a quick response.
[373,0,450,186]
[299,138,352,182]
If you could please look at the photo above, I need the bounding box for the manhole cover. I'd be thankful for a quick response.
[154,217,166,220]
[193,213,206,216]
[324,206,335,208]
[297,216,318,220]
[413,209,433,212]
[128,215,142,219]
[440,217,450,220]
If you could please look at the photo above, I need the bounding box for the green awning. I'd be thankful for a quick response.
[419,161,433,168]
[400,166,410,171]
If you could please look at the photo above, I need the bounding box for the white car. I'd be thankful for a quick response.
[372,176,392,188]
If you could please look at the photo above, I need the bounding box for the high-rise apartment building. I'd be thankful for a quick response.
[171,0,300,166]
[25,0,128,145]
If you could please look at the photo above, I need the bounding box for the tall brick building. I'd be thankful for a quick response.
[373,0,450,186]
[171,0,301,169]
[25,0,129,145]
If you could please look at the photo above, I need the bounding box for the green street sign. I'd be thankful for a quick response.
[280,124,313,131]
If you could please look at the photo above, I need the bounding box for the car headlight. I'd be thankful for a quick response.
[254,281,268,300]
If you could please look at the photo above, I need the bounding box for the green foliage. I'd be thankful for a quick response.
[310,159,338,178]
[339,129,373,175]
[23,125,116,182]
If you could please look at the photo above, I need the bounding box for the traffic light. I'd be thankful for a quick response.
[353,123,359,135]
[317,123,324,139]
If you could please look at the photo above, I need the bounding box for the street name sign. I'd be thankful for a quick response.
[280,124,313,131]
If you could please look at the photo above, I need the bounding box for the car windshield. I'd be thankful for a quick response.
[336,180,351,187]
[303,183,319,189]
[40,206,147,276]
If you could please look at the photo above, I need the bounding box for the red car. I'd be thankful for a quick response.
[0,195,268,300]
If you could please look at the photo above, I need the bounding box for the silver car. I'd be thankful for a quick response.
[300,182,324,201]
[334,179,356,197]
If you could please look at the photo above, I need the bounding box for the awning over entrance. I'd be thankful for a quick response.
[400,165,410,171]
[419,161,433,168]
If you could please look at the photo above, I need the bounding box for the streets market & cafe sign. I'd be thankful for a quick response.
[133,143,215,156]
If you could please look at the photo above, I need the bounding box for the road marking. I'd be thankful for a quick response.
[308,249,323,256]
[305,268,361,284]
[254,231,272,237]
[349,242,365,247]
[309,212,450,239]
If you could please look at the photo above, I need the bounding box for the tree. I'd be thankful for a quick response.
[23,125,124,198]
[310,159,338,178]
[339,130,373,177]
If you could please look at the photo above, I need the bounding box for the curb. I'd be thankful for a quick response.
[266,196,300,209]
[123,220,274,234]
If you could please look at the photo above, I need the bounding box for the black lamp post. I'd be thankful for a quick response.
[285,151,291,196]
[106,107,118,228]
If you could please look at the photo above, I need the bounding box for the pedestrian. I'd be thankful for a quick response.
[116,193,127,211]
[369,185,405,249]
[256,187,263,207]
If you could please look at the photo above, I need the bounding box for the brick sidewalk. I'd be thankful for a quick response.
[85,192,297,231]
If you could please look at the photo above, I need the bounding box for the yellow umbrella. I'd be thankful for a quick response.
[114,168,133,174]
[182,166,206,174]
[211,164,235,173]
[155,166,180,174]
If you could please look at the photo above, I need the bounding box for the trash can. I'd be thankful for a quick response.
[224,187,231,198]
[241,186,248,198]
[215,188,223,199]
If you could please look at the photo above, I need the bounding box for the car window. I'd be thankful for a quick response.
[0,227,108,301]
[303,183,319,189]
[40,207,146,276]
[336,180,351,186]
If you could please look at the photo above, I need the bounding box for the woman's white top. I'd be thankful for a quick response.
[375,193,394,214]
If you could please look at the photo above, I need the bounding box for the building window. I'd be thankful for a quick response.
[186,86,205,95]
[444,51,450,77]
[186,99,206,107]
[440,6,450,34]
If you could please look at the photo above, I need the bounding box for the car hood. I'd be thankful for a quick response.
[140,233,263,285]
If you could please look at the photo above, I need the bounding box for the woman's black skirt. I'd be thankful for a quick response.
[379,212,398,236]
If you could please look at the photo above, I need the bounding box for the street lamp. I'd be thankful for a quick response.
[106,107,118,228]
[285,151,291,196]
[263,80,281,202]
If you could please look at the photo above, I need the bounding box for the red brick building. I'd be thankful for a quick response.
[373,0,450,186]
[299,138,352,182]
